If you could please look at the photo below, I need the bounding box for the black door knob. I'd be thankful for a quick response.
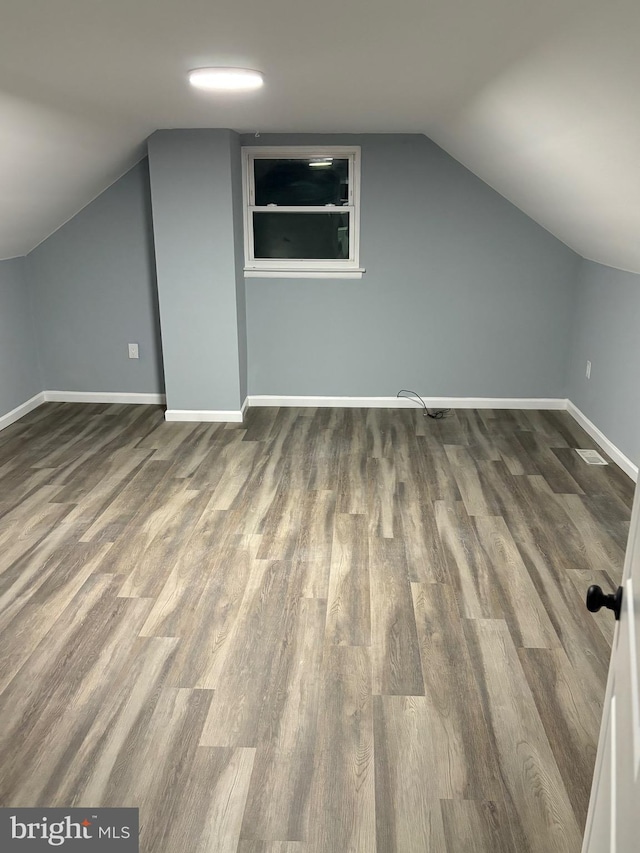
[586,585,623,621]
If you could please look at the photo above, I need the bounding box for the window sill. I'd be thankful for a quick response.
[244,268,365,279]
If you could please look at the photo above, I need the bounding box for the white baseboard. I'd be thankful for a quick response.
[44,391,166,405]
[247,394,567,410]
[566,400,638,482]
[165,408,244,423]
[0,392,45,432]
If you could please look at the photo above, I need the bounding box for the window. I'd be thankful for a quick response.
[242,146,363,278]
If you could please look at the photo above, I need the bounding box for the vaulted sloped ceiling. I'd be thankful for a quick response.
[1,0,638,272]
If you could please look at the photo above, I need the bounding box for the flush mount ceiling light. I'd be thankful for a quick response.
[188,67,264,92]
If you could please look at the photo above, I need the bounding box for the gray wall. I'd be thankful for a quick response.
[147,129,244,412]
[230,133,248,404]
[27,159,163,394]
[0,257,42,418]
[567,259,640,467]
[243,134,581,398]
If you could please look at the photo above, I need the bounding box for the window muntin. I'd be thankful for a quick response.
[242,146,361,274]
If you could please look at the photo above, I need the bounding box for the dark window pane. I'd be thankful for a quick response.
[253,212,349,260]
[254,159,349,206]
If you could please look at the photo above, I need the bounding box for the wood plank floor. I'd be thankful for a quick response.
[0,402,633,852]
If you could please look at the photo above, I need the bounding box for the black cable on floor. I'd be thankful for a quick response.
[396,389,451,419]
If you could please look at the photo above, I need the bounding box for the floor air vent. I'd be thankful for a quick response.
[575,448,608,465]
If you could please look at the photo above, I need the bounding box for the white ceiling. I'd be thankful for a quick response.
[1,0,639,271]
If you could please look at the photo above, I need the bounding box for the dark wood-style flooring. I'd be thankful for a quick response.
[0,402,633,852]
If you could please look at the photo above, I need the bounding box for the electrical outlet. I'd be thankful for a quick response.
[128,343,139,359]
[586,360,591,379]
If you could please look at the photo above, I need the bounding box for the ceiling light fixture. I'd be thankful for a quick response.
[309,158,333,167]
[188,67,264,92]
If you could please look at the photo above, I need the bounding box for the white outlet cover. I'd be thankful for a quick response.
[128,343,139,359]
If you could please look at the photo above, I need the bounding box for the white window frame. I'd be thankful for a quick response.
[242,146,364,278]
